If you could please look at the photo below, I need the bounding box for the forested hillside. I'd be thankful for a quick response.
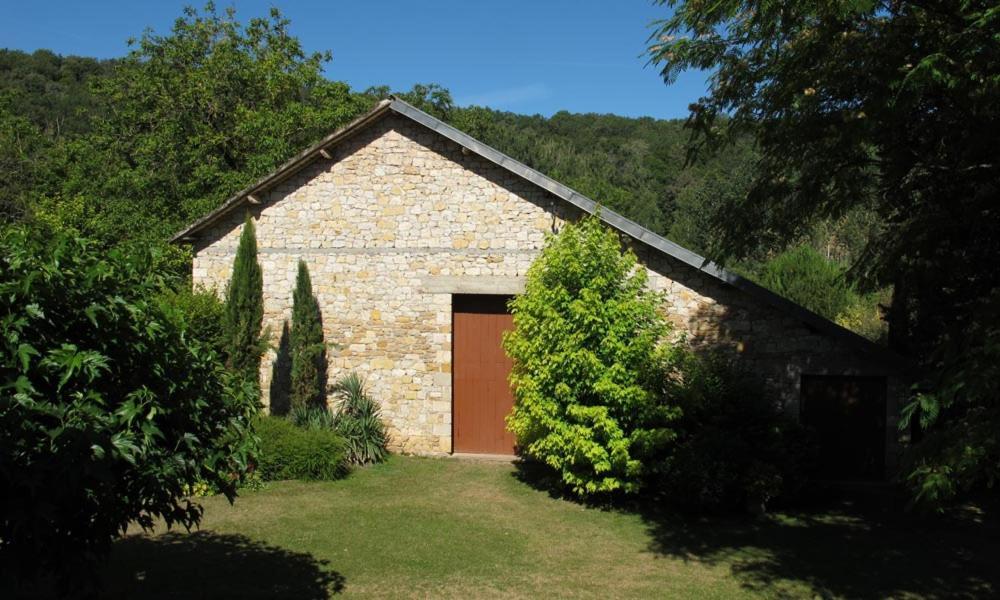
[0,19,883,341]
[0,49,112,136]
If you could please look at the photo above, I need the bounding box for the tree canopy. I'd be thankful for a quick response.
[37,3,372,257]
[650,0,1000,507]
[3,5,875,337]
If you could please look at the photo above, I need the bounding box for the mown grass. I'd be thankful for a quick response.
[97,456,997,599]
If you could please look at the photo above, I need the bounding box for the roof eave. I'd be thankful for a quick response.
[385,100,908,370]
[168,99,394,243]
[170,97,909,371]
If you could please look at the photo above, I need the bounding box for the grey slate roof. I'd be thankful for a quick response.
[172,97,906,370]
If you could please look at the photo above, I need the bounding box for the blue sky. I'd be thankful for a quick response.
[0,0,707,119]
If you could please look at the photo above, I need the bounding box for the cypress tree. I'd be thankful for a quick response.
[225,214,264,390]
[290,260,327,410]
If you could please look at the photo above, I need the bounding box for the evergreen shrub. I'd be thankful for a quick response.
[255,416,347,481]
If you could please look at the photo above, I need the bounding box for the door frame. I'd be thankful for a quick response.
[799,373,888,481]
[450,293,516,455]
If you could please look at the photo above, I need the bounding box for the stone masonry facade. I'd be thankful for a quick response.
[192,113,902,464]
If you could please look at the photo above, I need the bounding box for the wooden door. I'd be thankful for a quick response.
[453,295,516,455]
[801,375,887,481]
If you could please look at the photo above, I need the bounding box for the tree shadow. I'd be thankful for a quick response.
[511,459,651,517]
[638,501,998,599]
[642,503,1000,598]
[102,531,345,599]
[270,320,292,415]
[512,462,998,599]
[312,293,328,409]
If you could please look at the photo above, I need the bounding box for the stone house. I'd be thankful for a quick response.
[174,98,908,479]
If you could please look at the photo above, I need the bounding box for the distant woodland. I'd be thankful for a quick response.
[0,40,884,340]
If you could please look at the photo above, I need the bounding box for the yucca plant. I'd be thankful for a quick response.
[331,373,388,465]
[287,404,336,431]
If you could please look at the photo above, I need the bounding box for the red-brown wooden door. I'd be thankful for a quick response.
[453,295,516,455]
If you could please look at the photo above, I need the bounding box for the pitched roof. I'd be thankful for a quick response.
[172,97,906,370]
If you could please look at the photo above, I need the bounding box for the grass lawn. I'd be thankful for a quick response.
[96,456,996,599]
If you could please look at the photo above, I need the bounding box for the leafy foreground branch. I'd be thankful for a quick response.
[0,227,260,592]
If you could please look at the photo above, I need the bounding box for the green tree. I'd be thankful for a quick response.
[290,260,326,410]
[365,82,455,121]
[55,3,370,262]
[0,96,48,223]
[158,284,228,357]
[901,290,1000,507]
[504,216,680,497]
[0,226,258,590]
[667,142,755,257]
[650,0,1000,508]
[0,49,112,139]
[752,245,856,321]
[225,215,264,389]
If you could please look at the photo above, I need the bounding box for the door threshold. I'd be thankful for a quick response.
[450,452,518,463]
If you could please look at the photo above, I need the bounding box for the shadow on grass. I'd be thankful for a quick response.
[513,461,999,599]
[102,531,345,599]
[641,502,999,599]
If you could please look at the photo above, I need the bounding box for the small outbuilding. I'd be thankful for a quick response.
[174,98,907,479]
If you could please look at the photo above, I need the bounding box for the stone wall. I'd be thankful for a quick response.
[192,113,902,463]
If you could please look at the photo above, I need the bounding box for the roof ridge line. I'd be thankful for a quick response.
[169,98,393,242]
[385,99,906,369]
[172,96,908,370]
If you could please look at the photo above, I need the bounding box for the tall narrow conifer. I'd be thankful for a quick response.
[225,214,264,390]
[290,260,326,409]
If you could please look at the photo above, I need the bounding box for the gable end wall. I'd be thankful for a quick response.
[191,114,903,468]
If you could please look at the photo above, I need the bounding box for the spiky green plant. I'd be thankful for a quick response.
[331,373,388,465]
[224,214,264,389]
[288,405,336,431]
[289,260,326,410]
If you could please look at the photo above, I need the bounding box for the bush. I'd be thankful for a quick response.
[504,216,680,497]
[657,353,815,512]
[158,284,227,355]
[255,416,347,481]
[752,245,856,321]
[835,289,890,344]
[331,373,388,465]
[286,373,389,466]
[0,227,259,590]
